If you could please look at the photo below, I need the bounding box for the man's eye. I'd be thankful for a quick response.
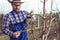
[14,5,20,6]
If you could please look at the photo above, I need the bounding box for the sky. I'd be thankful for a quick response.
[0,0,60,14]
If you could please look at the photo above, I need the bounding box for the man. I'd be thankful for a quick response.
[2,0,32,40]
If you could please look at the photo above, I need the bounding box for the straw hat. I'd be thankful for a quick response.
[8,0,24,4]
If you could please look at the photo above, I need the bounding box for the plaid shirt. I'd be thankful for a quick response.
[2,10,31,36]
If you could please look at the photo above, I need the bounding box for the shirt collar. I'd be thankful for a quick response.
[12,10,21,14]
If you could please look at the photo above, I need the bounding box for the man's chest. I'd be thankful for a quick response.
[9,13,27,24]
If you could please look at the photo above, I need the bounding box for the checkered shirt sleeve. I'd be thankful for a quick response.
[2,14,13,36]
[23,11,32,18]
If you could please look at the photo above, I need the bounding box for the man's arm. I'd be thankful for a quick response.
[2,15,13,36]
[23,11,32,18]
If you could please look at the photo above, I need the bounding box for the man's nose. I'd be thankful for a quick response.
[16,5,19,8]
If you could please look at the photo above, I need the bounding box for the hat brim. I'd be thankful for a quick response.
[8,1,24,4]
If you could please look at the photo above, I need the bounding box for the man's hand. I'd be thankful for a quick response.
[31,14,37,22]
[13,31,20,38]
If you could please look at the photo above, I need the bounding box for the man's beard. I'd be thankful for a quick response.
[14,9,20,13]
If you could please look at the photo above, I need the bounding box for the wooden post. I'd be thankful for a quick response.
[42,0,46,40]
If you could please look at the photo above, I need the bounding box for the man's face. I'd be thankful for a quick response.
[12,2,21,12]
